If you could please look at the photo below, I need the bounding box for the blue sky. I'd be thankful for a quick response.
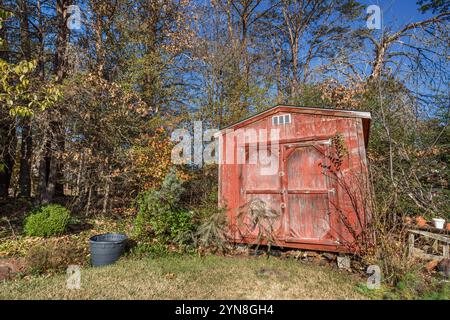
[359,0,435,29]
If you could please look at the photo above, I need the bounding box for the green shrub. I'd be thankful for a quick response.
[24,204,71,237]
[177,169,231,252]
[130,242,169,258]
[134,188,170,239]
[169,210,195,240]
[134,169,197,244]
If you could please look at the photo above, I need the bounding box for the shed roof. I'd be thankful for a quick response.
[221,104,372,148]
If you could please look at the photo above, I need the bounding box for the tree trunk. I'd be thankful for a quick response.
[37,120,64,203]
[37,0,70,203]
[37,0,45,79]
[102,179,110,215]
[271,39,283,101]
[282,6,299,99]
[241,13,249,88]
[54,120,65,197]
[370,43,386,81]
[94,13,105,77]
[0,119,16,198]
[18,0,33,198]
[37,134,52,204]
[54,0,70,81]
[18,120,32,197]
[291,39,299,98]
[76,152,84,196]
[85,184,92,216]
[53,0,70,197]
[0,1,16,198]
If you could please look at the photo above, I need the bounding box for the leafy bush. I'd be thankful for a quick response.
[134,169,196,244]
[167,210,195,242]
[24,204,71,237]
[129,242,169,258]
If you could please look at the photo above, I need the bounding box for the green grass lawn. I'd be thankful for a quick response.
[0,255,366,300]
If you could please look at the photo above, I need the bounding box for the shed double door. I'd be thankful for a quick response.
[240,140,332,242]
[282,142,332,242]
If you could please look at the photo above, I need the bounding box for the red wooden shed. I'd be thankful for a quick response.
[218,105,372,253]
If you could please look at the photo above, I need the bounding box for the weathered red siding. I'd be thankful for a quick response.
[219,105,371,253]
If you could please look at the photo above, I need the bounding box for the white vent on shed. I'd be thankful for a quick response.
[272,114,291,125]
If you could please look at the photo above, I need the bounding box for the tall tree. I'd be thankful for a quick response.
[37,0,72,203]
[0,4,16,197]
[276,0,362,99]
[17,0,33,197]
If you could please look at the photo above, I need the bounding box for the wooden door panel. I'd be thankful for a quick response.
[287,146,326,190]
[241,162,280,191]
[238,143,283,240]
[285,143,331,241]
[288,194,330,240]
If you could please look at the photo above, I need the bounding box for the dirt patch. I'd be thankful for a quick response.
[0,257,27,280]
[255,267,290,279]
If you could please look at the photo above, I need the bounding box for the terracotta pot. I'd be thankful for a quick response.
[447,223,450,231]
[415,216,427,228]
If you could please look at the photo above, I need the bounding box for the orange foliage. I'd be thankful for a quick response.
[320,80,366,110]
[129,127,190,191]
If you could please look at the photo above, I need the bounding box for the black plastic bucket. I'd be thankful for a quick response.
[89,233,127,267]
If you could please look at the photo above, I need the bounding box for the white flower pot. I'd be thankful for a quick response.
[432,218,445,229]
